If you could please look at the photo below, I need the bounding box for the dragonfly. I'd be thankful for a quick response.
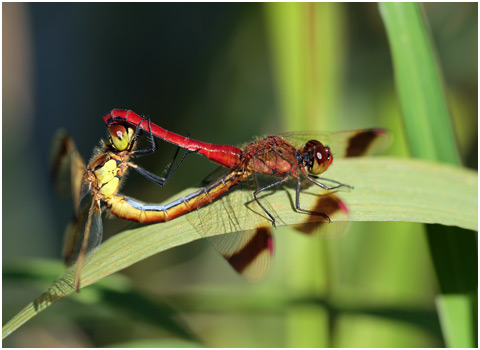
[104,109,387,170]
[102,109,390,280]
[52,118,190,290]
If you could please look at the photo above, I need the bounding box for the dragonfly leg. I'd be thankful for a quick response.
[295,177,331,222]
[112,113,197,184]
[162,148,198,185]
[306,173,352,190]
[253,176,289,227]
[130,116,157,156]
[130,117,195,186]
[127,147,194,186]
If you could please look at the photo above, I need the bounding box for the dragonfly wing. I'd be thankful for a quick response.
[50,130,88,214]
[293,191,349,235]
[187,173,276,281]
[62,197,90,266]
[73,200,103,290]
[208,226,273,282]
[281,129,391,158]
[200,165,228,186]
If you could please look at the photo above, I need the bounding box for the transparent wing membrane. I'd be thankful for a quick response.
[73,201,103,290]
[183,162,351,281]
[209,226,273,281]
[184,173,276,281]
[51,131,105,290]
[280,129,391,158]
[50,130,88,214]
[62,198,90,266]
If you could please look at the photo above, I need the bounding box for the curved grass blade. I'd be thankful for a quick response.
[3,157,477,339]
[380,3,477,346]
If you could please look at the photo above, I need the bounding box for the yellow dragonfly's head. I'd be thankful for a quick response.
[108,123,136,151]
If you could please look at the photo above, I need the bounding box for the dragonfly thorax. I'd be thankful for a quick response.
[85,150,129,203]
[243,136,297,176]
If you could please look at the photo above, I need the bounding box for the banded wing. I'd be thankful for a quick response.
[181,130,387,280]
[185,172,275,281]
[280,129,390,234]
[281,128,390,158]
[209,227,274,282]
[185,170,347,281]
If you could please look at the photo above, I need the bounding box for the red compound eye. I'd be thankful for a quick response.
[303,140,333,175]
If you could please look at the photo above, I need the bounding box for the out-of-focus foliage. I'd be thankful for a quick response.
[3,3,476,347]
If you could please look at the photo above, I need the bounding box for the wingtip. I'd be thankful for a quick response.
[338,199,349,214]
[372,128,388,135]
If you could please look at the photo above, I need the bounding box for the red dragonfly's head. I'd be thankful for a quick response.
[303,140,333,175]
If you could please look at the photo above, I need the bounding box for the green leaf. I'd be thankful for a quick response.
[379,3,460,164]
[380,3,477,347]
[2,157,477,339]
[108,339,204,348]
[264,2,346,130]
[264,3,348,345]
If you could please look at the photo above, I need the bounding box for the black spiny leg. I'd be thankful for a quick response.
[305,173,352,190]
[295,177,331,222]
[253,176,289,227]
[131,116,157,156]
[128,148,196,186]
[128,116,196,187]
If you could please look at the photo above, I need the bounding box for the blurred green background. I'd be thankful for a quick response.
[3,3,477,347]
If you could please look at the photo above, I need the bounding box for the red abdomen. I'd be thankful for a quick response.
[105,109,243,169]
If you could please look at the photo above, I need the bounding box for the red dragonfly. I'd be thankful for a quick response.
[102,109,390,280]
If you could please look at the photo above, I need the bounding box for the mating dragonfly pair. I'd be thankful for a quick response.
[52,109,389,290]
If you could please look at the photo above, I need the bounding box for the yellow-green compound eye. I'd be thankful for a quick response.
[108,124,134,151]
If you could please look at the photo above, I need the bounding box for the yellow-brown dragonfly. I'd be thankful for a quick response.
[52,120,187,290]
